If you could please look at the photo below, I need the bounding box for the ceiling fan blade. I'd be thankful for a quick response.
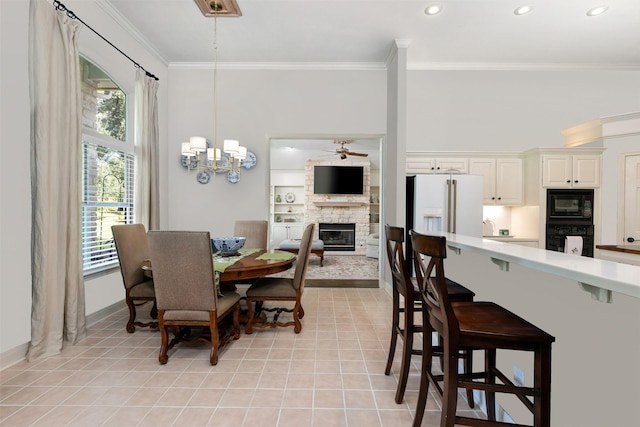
[347,152,368,157]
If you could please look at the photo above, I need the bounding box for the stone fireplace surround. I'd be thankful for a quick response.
[304,160,371,254]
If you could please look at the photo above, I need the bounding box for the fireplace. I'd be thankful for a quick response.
[319,223,356,251]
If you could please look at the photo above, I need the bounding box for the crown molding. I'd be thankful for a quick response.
[562,112,640,147]
[169,62,387,71]
[407,62,640,71]
[99,1,169,67]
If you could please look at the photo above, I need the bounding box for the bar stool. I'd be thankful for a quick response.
[411,230,555,427]
[383,225,475,404]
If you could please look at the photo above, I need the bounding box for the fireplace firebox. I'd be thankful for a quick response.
[318,223,356,251]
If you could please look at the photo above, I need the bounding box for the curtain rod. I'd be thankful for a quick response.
[53,0,159,81]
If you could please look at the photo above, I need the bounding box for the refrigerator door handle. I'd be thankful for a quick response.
[446,179,452,232]
[451,179,458,233]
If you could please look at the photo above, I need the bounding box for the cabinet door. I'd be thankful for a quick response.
[542,155,572,188]
[572,156,600,188]
[435,158,468,174]
[406,157,436,174]
[270,225,289,248]
[496,159,523,205]
[469,159,496,204]
[288,224,304,240]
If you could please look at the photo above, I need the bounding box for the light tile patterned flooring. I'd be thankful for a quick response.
[0,288,481,426]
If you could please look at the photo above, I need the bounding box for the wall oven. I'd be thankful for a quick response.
[546,189,594,223]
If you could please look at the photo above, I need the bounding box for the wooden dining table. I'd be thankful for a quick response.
[142,249,295,291]
[218,249,295,286]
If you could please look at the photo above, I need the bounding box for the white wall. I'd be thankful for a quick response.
[407,70,640,152]
[0,0,168,359]
[165,67,387,235]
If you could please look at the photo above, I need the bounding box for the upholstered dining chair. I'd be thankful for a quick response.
[112,224,157,333]
[244,223,314,334]
[234,220,268,249]
[384,225,475,405]
[147,230,241,365]
[411,230,555,427]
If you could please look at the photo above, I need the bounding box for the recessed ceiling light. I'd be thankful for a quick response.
[514,5,533,15]
[424,4,442,15]
[587,6,609,16]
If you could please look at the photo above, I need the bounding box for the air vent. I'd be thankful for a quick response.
[194,0,242,17]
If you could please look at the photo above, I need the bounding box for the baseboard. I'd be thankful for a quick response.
[0,342,29,371]
[0,300,125,371]
[85,300,125,327]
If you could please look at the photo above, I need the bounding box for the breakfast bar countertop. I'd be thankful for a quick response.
[435,233,640,300]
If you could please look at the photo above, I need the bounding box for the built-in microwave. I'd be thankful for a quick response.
[546,189,594,223]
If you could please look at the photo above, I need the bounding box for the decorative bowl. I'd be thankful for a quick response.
[211,237,246,256]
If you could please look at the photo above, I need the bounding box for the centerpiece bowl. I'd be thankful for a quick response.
[211,237,246,256]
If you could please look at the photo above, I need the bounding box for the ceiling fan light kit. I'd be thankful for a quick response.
[333,140,369,160]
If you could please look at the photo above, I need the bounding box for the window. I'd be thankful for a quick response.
[80,57,134,275]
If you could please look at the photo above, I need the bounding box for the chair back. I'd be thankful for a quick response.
[147,231,217,312]
[384,224,416,300]
[410,230,459,339]
[234,220,268,249]
[293,223,315,293]
[112,224,151,290]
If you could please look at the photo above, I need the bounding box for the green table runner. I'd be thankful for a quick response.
[256,251,296,261]
[213,248,261,273]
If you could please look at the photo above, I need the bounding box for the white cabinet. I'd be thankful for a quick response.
[406,157,468,174]
[469,158,523,205]
[271,223,303,244]
[369,186,380,234]
[542,154,600,188]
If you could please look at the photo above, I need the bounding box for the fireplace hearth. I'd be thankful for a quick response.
[319,223,356,251]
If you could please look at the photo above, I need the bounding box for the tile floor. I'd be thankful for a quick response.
[0,288,482,426]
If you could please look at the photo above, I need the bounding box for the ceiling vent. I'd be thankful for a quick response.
[194,0,242,17]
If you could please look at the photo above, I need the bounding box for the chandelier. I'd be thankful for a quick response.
[180,1,255,184]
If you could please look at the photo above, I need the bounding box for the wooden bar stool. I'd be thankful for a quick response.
[384,225,475,405]
[411,230,555,427]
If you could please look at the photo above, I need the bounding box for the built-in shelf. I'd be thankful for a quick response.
[313,201,366,207]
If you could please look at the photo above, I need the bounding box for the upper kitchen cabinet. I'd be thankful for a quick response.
[542,154,601,188]
[469,158,523,205]
[406,157,468,174]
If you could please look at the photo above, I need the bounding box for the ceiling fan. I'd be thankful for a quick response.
[333,140,368,160]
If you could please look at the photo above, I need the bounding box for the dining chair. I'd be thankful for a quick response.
[147,230,241,365]
[411,230,555,427]
[384,225,475,405]
[234,220,268,249]
[244,223,314,334]
[112,224,157,333]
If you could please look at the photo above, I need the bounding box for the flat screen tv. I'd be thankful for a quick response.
[313,165,364,195]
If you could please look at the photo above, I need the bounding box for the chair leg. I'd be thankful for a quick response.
[464,349,474,408]
[158,312,168,364]
[441,343,459,427]
[126,296,137,333]
[209,312,219,365]
[244,297,255,334]
[485,349,497,421]
[150,300,158,319]
[413,321,434,427]
[298,304,305,319]
[536,344,552,427]
[395,307,414,404]
[232,303,240,340]
[293,302,302,333]
[385,291,400,376]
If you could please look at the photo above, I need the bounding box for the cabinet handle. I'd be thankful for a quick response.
[566,180,571,183]
[627,237,636,243]
[491,197,496,200]
[574,180,578,183]
[497,197,501,200]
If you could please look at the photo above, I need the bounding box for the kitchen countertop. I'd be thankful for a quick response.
[437,232,640,300]
[483,236,538,242]
[596,245,640,255]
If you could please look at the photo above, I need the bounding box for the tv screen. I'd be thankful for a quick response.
[313,165,364,195]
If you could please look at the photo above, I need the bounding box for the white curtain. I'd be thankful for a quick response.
[27,0,86,361]
[134,69,160,230]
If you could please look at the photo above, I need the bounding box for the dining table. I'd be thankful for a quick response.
[142,248,296,291]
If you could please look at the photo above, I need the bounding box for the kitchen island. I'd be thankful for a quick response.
[430,232,640,427]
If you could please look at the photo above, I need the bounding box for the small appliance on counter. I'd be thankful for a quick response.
[482,219,495,236]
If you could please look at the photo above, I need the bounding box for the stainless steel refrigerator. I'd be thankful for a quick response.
[405,174,484,273]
